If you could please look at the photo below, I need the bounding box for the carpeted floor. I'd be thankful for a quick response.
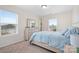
[0,41,51,53]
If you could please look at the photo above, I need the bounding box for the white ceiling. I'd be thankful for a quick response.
[16,5,73,16]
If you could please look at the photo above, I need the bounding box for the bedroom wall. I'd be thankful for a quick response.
[42,11,72,31]
[72,6,79,24]
[0,6,40,47]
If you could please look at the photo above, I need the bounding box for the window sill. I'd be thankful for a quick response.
[0,33,18,38]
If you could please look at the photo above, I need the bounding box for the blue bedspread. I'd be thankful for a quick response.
[30,31,70,52]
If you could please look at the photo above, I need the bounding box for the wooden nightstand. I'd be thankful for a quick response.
[64,45,76,53]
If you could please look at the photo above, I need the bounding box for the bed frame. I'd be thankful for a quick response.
[30,40,61,53]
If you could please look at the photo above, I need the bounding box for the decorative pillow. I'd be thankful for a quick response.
[62,29,68,35]
[62,26,79,38]
[64,30,70,38]
[61,26,73,36]
[75,27,79,34]
[63,26,75,38]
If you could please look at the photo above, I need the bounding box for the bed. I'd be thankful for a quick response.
[29,26,79,53]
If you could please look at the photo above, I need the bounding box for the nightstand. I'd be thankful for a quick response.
[64,45,76,53]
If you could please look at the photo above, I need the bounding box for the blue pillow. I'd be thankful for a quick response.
[64,26,79,38]
[64,30,70,38]
[62,29,68,35]
[62,26,73,35]
[75,27,79,34]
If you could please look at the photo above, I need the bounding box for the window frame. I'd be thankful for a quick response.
[48,18,58,31]
[0,9,18,37]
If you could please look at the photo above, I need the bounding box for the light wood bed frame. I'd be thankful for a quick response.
[30,40,61,53]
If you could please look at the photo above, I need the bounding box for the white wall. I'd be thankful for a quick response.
[42,11,72,31]
[72,6,79,24]
[0,6,40,47]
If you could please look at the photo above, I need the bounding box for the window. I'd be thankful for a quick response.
[0,10,18,36]
[48,18,57,31]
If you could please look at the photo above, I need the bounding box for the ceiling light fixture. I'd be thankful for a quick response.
[41,5,47,8]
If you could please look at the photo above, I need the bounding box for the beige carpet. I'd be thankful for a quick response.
[0,41,51,53]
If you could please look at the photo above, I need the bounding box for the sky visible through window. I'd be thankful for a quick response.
[0,10,17,25]
[48,18,57,26]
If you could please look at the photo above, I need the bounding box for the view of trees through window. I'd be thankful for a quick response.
[48,18,57,31]
[0,10,18,36]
